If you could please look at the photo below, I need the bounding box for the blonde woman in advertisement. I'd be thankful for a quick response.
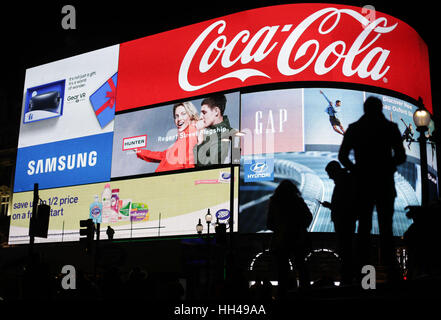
[136,101,202,172]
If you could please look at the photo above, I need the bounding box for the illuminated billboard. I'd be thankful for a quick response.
[9,167,239,244]
[14,45,119,192]
[116,3,432,113]
[239,87,437,236]
[9,3,436,244]
[112,92,240,177]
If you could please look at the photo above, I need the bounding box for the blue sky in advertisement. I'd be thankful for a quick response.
[304,88,364,147]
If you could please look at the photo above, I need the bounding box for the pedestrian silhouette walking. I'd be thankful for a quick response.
[267,180,313,298]
[338,96,406,283]
[106,226,115,240]
[322,160,357,285]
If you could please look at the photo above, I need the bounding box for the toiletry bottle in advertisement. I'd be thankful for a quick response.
[90,195,103,224]
[111,189,120,219]
[101,183,112,223]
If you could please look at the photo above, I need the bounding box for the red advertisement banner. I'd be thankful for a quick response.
[116,3,432,113]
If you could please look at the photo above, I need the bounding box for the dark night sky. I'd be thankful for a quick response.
[1,0,439,150]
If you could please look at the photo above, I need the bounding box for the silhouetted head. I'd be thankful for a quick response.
[274,179,301,200]
[325,161,342,180]
[364,96,383,116]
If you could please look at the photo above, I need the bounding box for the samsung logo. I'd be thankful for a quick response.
[27,151,97,175]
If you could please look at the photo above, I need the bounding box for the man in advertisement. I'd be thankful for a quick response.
[338,96,406,283]
[320,90,345,136]
[194,94,238,166]
[401,120,414,150]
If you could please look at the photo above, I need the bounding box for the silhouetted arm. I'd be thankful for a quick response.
[338,125,356,172]
[267,197,276,231]
[300,199,313,228]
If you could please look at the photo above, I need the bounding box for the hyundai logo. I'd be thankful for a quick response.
[250,162,268,173]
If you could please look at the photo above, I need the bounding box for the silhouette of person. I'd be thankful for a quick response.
[267,180,313,297]
[338,96,406,283]
[403,205,428,279]
[106,226,115,240]
[404,200,441,279]
[322,160,357,285]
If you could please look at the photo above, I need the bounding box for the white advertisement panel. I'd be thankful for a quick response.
[18,45,119,148]
[9,167,239,244]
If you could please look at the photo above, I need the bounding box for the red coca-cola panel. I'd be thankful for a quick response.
[116,3,432,113]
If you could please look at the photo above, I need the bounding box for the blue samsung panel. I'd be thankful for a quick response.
[14,132,113,192]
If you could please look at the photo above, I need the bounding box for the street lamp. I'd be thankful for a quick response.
[221,131,244,283]
[413,109,431,130]
[413,103,431,206]
[221,131,245,237]
[196,218,203,235]
[205,209,212,236]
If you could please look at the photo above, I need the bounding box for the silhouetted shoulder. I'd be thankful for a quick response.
[386,120,403,137]
[346,117,365,130]
[390,120,400,131]
[340,120,360,139]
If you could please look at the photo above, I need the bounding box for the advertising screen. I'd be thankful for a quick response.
[9,167,239,244]
[112,92,240,177]
[239,87,437,236]
[14,45,119,193]
[9,3,436,244]
[116,3,432,113]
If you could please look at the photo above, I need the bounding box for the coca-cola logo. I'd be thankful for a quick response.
[178,7,398,92]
